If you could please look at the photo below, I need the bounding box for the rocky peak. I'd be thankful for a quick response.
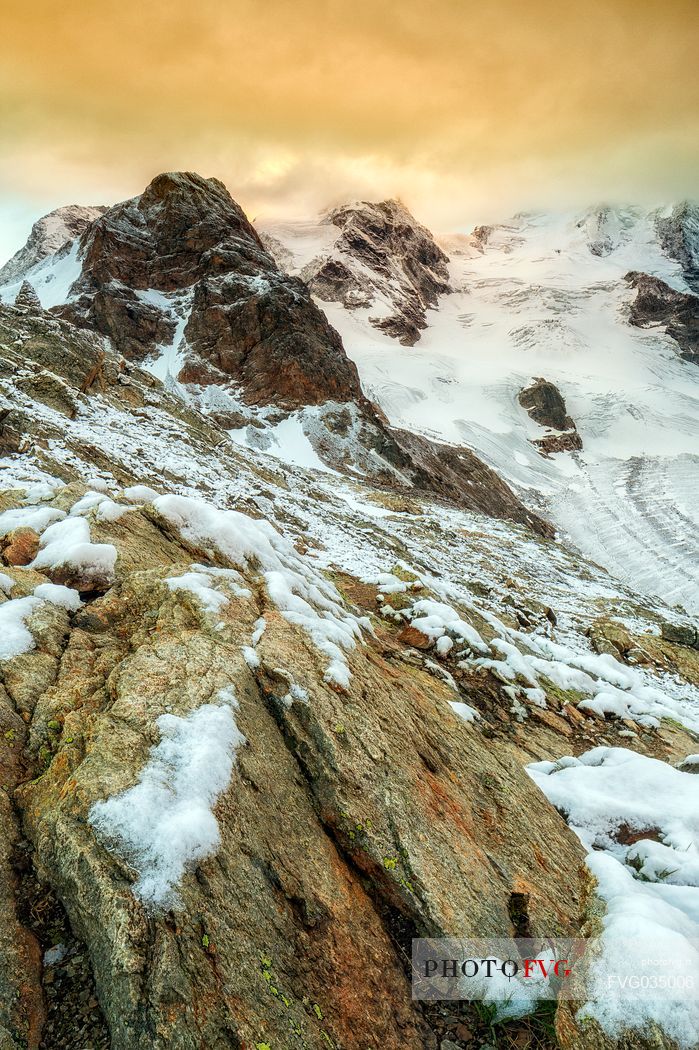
[625,271,699,365]
[76,171,268,291]
[0,204,105,286]
[302,198,451,345]
[54,172,365,409]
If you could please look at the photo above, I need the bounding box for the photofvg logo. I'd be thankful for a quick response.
[412,938,699,1003]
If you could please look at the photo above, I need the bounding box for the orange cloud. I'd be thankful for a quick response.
[1,0,697,227]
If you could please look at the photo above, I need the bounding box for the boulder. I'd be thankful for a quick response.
[518,378,582,457]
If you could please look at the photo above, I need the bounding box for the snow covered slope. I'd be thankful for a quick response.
[0,204,105,289]
[260,205,699,613]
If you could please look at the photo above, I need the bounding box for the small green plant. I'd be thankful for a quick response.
[383,856,397,870]
[312,1003,323,1020]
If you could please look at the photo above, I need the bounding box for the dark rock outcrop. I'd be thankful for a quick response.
[0,205,105,286]
[655,202,699,292]
[303,199,451,345]
[519,378,574,431]
[382,426,554,536]
[518,377,582,456]
[660,621,699,650]
[625,271,699,365]
[58,172,365,409]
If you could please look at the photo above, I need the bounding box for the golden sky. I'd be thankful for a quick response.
[1,0,698,254]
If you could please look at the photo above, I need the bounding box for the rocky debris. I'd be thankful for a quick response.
[625,271,699,364]
[660,620,699,650]
[518,378,582,456]
[655,201,699,293]
[532,431,583,456]
[0,205,105,287]
[13,281,43,312]
[301,199,451,345]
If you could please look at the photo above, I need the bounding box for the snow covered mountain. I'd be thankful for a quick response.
[0,173,548,535]
[0,176,698,1050]
[260,202,699,613]
[0,204,105,287]
[2,185,697,612]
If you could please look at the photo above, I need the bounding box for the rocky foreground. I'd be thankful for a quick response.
[0,176,697,1050]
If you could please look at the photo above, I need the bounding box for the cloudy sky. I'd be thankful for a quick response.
[1,0,697,260]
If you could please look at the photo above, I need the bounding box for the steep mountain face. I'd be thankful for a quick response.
[57,172,364,409]
[0,205,105,286]
[262,198,451,345]
[0,173,551,536]
[1,290,698,1050]
[265,205,699,614]
[626,270,699,364]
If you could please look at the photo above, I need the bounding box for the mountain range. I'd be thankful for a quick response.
[0,173,697,1050]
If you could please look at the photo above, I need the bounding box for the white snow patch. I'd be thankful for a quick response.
[0,594,41,660]
[69,491,109,516]
[31,516,117,585]
[96,499,129,523]
[84,477,112,493]
[529,747,699,1047]
[242,646,260,668]
[153,494,364,687]
[165,571,228,614]
[122,485,160,503]
[449,701,479,723]
[409,598,488,653]
[0,505,65,537]
[33,582,83,611]
[89,692,245,909]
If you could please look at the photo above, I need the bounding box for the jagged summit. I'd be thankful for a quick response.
[261,196,451,345]
[48,171,364,410]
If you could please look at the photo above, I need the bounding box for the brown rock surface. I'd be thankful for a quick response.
[58,171,365,410]
[626,271,699,365]
[2,527,40,566]
[305,199,451,345]
[0,493,582,1050]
